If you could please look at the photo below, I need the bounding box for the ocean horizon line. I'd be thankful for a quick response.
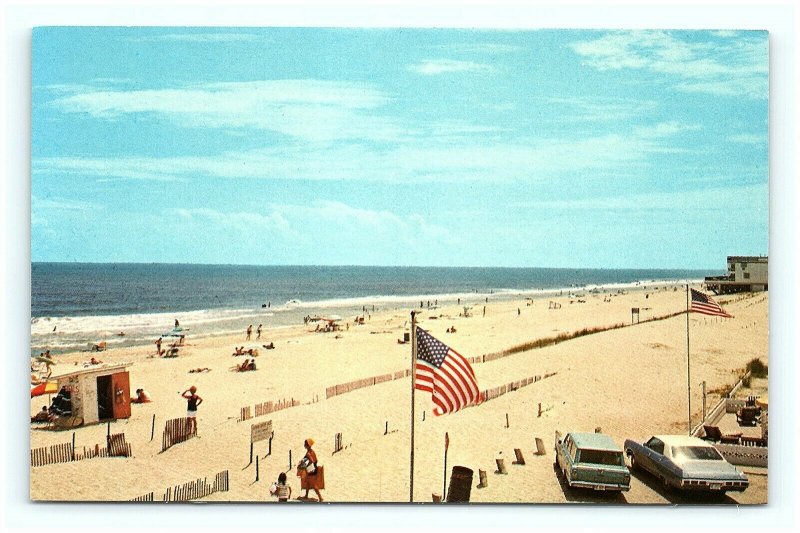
[30,261,721,271]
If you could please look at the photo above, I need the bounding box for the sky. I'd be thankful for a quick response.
[30,27,769,269]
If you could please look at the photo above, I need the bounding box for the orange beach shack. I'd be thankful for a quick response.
[53,363,132,427]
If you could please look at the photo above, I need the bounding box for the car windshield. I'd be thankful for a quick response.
[671,446,724,462]
[578,449,624,466]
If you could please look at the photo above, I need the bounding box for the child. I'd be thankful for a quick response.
[270,472,292,502]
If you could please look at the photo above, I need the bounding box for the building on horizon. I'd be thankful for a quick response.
[705,256,768,294]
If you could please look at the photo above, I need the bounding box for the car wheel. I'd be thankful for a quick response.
[627,452,638,471]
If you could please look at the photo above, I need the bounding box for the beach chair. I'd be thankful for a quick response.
[702,425,742,444]
[53,415,83,430]
[736,406,761,426]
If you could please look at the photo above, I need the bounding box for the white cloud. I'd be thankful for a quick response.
[33,119,698,185]
[511,182,767,212]
[32,196,101,211]
[131,33,260,43]
[49,80,400,142]
[540,96,658,122]
[729,133,766,145]
[171,201,452,252]
[407,59,492,75]
[570,31,767,99]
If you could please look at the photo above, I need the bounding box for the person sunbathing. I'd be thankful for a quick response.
[31,406,52,422]
[131,388,152,404]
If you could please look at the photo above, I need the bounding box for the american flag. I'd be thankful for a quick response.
[415,326,482,416]
[690,288,733,318]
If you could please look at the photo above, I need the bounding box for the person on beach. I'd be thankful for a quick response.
[175,319,180,328]
[31,406,51,422]
[256,324,262,340]
[270,472,292,502]
[131,388,152,404]
[181,386,202,433]
[246,325,253,340]
[298,438,323,502]
[155,337,163,356]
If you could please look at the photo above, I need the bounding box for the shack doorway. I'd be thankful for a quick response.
[96,375,113,421]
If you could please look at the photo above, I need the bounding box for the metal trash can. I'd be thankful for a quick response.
[446,466,473,503]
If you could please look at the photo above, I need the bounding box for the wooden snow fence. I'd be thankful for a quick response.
[161,418,197,452]
[31,433,132,467]
[325,368,410,400]
[473,373,556,408]
[239,398,300,422]
[130,470,229,502]
[30,442,73,467]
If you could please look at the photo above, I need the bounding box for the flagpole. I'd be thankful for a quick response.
[410,311,417,502]
[686,284,691,435]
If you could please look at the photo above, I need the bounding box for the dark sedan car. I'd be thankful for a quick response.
[624,435,749,493]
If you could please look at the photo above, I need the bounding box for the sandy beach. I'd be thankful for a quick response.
[29,284,768,503]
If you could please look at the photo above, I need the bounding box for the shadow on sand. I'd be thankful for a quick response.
[629,468,736,504]
[551,462,628,504]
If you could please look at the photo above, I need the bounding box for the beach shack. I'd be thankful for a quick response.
[55,363,132,427]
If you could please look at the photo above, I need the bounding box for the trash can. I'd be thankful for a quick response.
[403,332,410,343]
[446,466,473,503]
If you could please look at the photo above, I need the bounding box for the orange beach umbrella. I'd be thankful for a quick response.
[31,381,58,398]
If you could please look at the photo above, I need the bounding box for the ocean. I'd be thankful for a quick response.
[31,263,715,356]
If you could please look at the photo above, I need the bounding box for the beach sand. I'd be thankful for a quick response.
[30,285,768,503]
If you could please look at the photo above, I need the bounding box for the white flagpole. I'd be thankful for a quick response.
[686,284,691,435]
[410,311,417,502]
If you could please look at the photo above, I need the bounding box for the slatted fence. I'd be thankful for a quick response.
[162,418,197,452]
[238,398,300,422]
[31,433,133,467]
[130,470,229,502]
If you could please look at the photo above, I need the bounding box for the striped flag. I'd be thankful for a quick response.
[415,327,482,415]
[690,288,733,318]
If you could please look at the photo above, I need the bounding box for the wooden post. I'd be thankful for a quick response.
[702,380,707,422]
[512,448,526,465]
[443,432,449,501]
[505,413,509,428]
[495,458,508,474]
[71,432,76,461]
[477,469,488,488]
[535,438,546,455]
[268,435,273,456]
[255,455,260,482]
[538,403,542,417]
[249,442,254,465]
[422,411,425,421]
[385,421,388,435]
[289,449,292,471]
[151,414,156,441]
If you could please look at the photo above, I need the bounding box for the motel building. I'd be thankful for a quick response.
[705,256,768,294]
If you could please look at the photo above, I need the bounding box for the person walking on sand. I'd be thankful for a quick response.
[246,324,253,341]
[155,337,162,356]
[181,386,202,434]
[256,324,262,340]
[270,472,292,502]
[298,438,323,502]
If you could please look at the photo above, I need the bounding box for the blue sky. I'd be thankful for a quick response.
[31,27,768,268]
